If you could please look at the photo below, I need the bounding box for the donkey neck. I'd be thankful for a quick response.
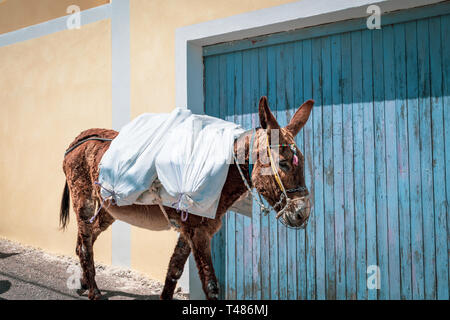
[215,131,256,220]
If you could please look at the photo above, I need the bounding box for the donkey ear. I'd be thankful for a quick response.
[258,96,280,130]
[285,99,314,136]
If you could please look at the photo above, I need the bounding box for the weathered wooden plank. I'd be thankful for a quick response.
[283,42,298,300]
[243,213,252,296]
[351,30,367,300]
[249,47,262,300]
[235,190,245,298]
[330,33,346,300]
[312,37,325,300]
[231,50,245,301]
[204,56,215,114]
[205,55,220,293]
[383,25,401,300]
[405,20,425,300]
[267,44,279,299]
[429,16,449,300]
[215,54,228,299]
[225,52,237,300]
[242,49,254,300]
[341,32,356,300]
[321,35,336,300]
[372,28,389,300]
[251,200,261,299]
[206,56,220,116]
[226,211,237,299]
[393,23,412,300]
[417,18,437,300]
[275,43,288,300]
[361,29,377,300]
[302,38,316,300]
[441,14,450,292]
[258,46,271,300]
[204,54,214,270]
[293,40,307,300]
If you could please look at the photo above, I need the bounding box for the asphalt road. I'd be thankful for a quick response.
[0,238,187,300]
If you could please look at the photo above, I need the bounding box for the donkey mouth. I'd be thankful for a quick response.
[282,210,309,229]
[279,198,311,229]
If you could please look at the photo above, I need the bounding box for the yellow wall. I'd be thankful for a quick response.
[0,0,109,34]
[0,19,112,264]
[129,0,299,282]
[0,0,300,284]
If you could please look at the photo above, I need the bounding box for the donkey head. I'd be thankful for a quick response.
[251,96,314,229]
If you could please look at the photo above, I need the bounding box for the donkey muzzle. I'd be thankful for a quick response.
[279,196,311,229]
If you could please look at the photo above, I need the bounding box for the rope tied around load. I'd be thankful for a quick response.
[149,180,179,229]
[171,193,192,222]
[90,181,117,224]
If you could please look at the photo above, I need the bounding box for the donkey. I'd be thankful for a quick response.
[60,96,314,300]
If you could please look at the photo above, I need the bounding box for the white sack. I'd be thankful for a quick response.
[156,114,244,218]
[98,108,191,206]
[98,107,244,219]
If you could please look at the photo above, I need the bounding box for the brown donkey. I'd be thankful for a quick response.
[60,96,314,300]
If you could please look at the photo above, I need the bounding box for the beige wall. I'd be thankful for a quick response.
[0,19,112,264]
[0,0,299,284]
[0,0,109,34]
[129,0,299,282]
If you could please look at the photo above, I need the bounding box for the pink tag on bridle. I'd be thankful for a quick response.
[293,154,299,167]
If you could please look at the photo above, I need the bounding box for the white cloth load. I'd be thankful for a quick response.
[98,107,245,219]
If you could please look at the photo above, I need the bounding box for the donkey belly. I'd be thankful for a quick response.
[106,204,170,231]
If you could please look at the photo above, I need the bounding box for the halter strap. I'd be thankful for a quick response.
[233,129,308,225]
[265,133,288,198]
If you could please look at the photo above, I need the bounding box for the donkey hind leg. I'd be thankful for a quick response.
[75,235,89,291]
[189,230,219,300]
[91,208,115,244]
[160,234,191,300]
[77,208,115,293]
[74,199,105,300]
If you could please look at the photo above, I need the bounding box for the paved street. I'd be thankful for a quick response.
[0,238,187,300]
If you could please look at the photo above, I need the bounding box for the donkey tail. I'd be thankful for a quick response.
[60,181,70,230]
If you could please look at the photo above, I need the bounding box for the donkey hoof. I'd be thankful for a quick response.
[207,292,219,300]
[206,280,219,300]
[88,289,102,300]
[76,279,89,296]
[159,293,173,300]
[80,278,89,290]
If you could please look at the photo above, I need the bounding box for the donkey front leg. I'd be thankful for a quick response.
[160,234,191,300]
[188,230,219,300]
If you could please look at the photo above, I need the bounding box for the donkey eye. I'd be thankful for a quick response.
[279,160,290,172]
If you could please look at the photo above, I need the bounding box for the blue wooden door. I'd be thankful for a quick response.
[204,2,450,300]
